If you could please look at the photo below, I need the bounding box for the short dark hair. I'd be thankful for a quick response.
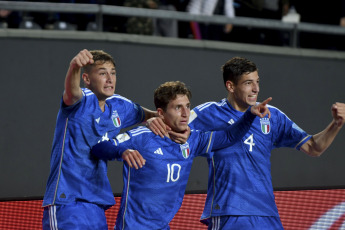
[154,81,192,111]
[222,57,258,86]
[83,50,116,73]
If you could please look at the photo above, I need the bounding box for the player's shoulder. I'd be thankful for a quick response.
[106,94,133,103]
[81,88,94,97]
[266,104,286,116]
[128,126,153,137]
[193,98,227,112]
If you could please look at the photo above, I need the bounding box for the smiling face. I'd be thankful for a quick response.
[227,71,260,112]
[82,61,116,101]
[158,94,190,133]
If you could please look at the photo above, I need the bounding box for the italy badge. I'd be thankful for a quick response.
[112,110,121,127]
[180,142,190,159]
[260,118,270,134]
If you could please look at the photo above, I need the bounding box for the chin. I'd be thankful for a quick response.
[247,100,257,106]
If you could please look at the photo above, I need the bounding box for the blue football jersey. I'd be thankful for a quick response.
[42,88,144,208]
[113,127,215,230]
[188,98,312,222]
[91,110,256,230]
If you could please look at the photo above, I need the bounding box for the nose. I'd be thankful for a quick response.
[106,72,114,82]
[181,107,189,117]
[253,82,259,92]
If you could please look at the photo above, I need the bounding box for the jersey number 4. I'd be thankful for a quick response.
[244,134,255,152]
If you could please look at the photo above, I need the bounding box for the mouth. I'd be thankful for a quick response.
[104,86,114,90]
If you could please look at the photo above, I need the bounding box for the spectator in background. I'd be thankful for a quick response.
[0,8,21,28]
[154,0,178,37]
[124,0,158,35]
[231,0,290,46]
[19,0,81,30]
[293,0,345,51]
[187,0,235,41]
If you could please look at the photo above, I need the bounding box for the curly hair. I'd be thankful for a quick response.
[154,81,192,111]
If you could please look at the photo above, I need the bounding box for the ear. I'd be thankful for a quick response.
[225,80,235,93]
[157,108,165,119]
[82,73,90,87]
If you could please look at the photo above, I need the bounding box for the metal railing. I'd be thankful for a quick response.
[1,1,345,48]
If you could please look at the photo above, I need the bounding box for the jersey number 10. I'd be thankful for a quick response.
[166,163,181,182]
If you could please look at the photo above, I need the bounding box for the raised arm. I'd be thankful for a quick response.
[301,102,345,157]
[63,49,94,106]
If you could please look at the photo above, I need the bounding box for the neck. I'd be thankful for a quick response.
[99,100,106,112]
[227,95,249,112]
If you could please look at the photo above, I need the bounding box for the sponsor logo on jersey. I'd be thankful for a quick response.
[112,110,121,127]
[154,148,163,155]
[180,142,190,159]
[260,118,270,134]
[95,117,100,124]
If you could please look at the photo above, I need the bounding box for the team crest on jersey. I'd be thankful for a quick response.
[260,118,270,134]
[111,110,121,127]
[180,142,190,159]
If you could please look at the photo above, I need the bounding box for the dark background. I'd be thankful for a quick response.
[1,30,344,199]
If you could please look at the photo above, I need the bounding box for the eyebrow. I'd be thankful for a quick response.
[97,67,116,71]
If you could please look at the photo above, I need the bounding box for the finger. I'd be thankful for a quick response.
[74,58,83,68]
[127,154,139,170]
[155,118,168,136]
[267,108,271,118]
[136,152,146,167]
[124,156,133,169]
[260,97,272,106]
[79,50,94,65]
[150,123,164,137]
[165,124,172,131]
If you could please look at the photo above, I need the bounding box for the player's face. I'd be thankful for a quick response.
[230,71,260,111]
[84,62,116,100]
[161,94,190,133]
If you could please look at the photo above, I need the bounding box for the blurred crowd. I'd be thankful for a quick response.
[1,0,345,51]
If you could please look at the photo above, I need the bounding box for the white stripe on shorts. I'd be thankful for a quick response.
[211,216,220,230]
[48,205,58,230]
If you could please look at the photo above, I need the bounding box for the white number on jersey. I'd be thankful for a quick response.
[244,134,255,152]
[166,163,181,182]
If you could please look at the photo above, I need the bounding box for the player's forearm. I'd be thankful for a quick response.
[142,107,158,122]
[63,66,83,106]
[302,121,342,157]
[212,108,256,150]
[91,140,126,160]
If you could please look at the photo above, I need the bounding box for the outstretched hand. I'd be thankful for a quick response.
[251,97,272,118]
[331,102,345,127]
[122,149,146,169]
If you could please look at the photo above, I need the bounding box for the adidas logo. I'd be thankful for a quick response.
[228,119,234,125]
[95,117,100,124]
[154,148,163,155]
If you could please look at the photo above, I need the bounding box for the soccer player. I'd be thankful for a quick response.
[188,57,345,229]
[42,49,158,230]
[91,81,272,230]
